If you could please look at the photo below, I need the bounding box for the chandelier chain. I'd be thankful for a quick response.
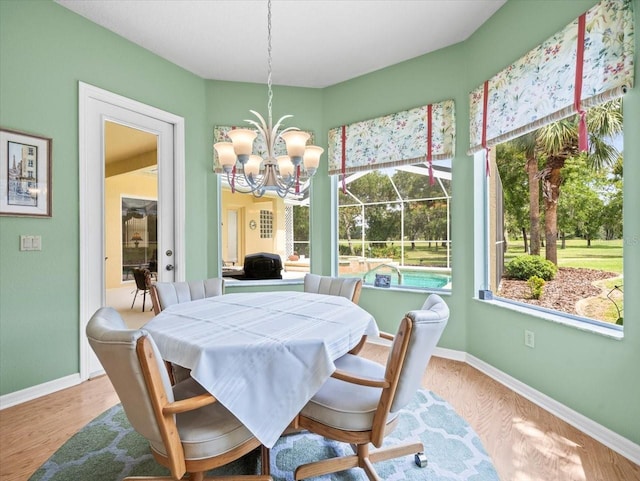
[214,0,322,198]
[267,0,273,127]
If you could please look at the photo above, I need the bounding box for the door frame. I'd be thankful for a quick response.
[78,82,185,380]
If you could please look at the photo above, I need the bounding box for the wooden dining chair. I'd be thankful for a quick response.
[86,307,271,481]
[293,294,449,481]
[150,278,225,384]
[303,273,366,353]
[303,273,362,303]
[150,278,225,315]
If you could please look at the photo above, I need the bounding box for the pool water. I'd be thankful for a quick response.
[362,268,451,289]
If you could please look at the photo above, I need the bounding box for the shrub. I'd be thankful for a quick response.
[370,245,400,259]
[505,255,557,281]
[527,275,545,300]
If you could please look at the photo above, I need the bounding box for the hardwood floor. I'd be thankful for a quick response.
[1,343,638,481]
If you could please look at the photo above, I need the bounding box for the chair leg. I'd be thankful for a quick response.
[261,445,270,476]
[131,290,138,309]
[294,441,423,481]
[369,441,423,464]
[294,452,359,480]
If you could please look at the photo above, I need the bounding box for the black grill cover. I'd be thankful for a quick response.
[242,252,282,280]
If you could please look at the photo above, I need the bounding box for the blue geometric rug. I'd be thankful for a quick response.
[30,389,499,481]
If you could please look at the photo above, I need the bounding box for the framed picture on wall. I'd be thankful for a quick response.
[0,128,52,217]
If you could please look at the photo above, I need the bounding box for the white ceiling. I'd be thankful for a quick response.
[55,0,505,88]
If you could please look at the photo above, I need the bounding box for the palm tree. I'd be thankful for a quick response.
[535,99,622,265]
[513,132,541,255]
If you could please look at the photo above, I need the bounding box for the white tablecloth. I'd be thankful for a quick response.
[143,291,379,447]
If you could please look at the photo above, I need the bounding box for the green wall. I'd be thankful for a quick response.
[1,0,638,448]
[0,0,209,392]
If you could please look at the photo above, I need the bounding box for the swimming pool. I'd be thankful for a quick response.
[361,267,451,290]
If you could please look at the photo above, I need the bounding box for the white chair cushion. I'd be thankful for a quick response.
[155,278,224,310]
[149,377,256,461]
[300,354,398,432]
[304,273,360,301]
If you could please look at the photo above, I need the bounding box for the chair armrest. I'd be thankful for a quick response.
[379,331,395,341]
[330,368,390,388]
[163,393,217,414]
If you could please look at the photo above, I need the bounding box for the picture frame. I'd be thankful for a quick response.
[0,128,52,217]
[374,273,392,288]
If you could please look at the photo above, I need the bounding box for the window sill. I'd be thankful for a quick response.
[474,296,623,340]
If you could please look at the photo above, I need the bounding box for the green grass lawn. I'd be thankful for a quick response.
[505,238,623,324]
[505,238,623,274]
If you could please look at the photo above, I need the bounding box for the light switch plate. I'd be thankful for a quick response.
[20,235,42,251]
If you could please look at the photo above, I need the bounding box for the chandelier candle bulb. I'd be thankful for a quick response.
[303,145,324,175]
[227,129,257,162]
[281,130,311,163]
[245,155,263,178]
[214,142,238,173]
[277,156,294,178]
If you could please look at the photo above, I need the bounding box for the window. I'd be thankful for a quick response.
[215,125,314,281]
[337,163,452,290]
[121,196,157,281]
[220,187,310,280]
[486,99,623,328]
[467,0,631,332]
[259,209,273,238]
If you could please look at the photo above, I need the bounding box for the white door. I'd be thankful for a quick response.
[79,83,185,379]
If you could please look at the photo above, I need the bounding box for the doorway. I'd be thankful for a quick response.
[104,122,158,327]
[79,82,185,379]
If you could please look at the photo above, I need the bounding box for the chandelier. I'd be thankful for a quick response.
[214,0,323,198]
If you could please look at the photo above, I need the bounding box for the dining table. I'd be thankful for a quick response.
[143,290,379,448]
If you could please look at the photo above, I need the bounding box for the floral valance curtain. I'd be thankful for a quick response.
[327,99,455,176]
[468,0,634,154]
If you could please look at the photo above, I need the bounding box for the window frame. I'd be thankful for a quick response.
[474,150,624,339]
[334,163,453,293]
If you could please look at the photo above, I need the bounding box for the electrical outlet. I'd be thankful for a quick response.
[524,330,535,348]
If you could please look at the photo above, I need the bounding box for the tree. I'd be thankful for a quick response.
[535,99,622,264]
[513,132,542,255]
[392,170,449,250]
[496,143,529,252]
[601,156,623,240]
[338,171,397,255]
[292,205,310,256]
[557,157,605,247]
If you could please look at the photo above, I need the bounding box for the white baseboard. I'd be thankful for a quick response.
[0,373,81,410]
[433,346,466,362]
[445,351,640,465]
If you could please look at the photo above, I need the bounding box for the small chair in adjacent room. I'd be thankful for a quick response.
[303,273,365,352]
[149,278,225,383]
[86,307,271,481]
[293,294,449,481]
[131,268,152,312]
